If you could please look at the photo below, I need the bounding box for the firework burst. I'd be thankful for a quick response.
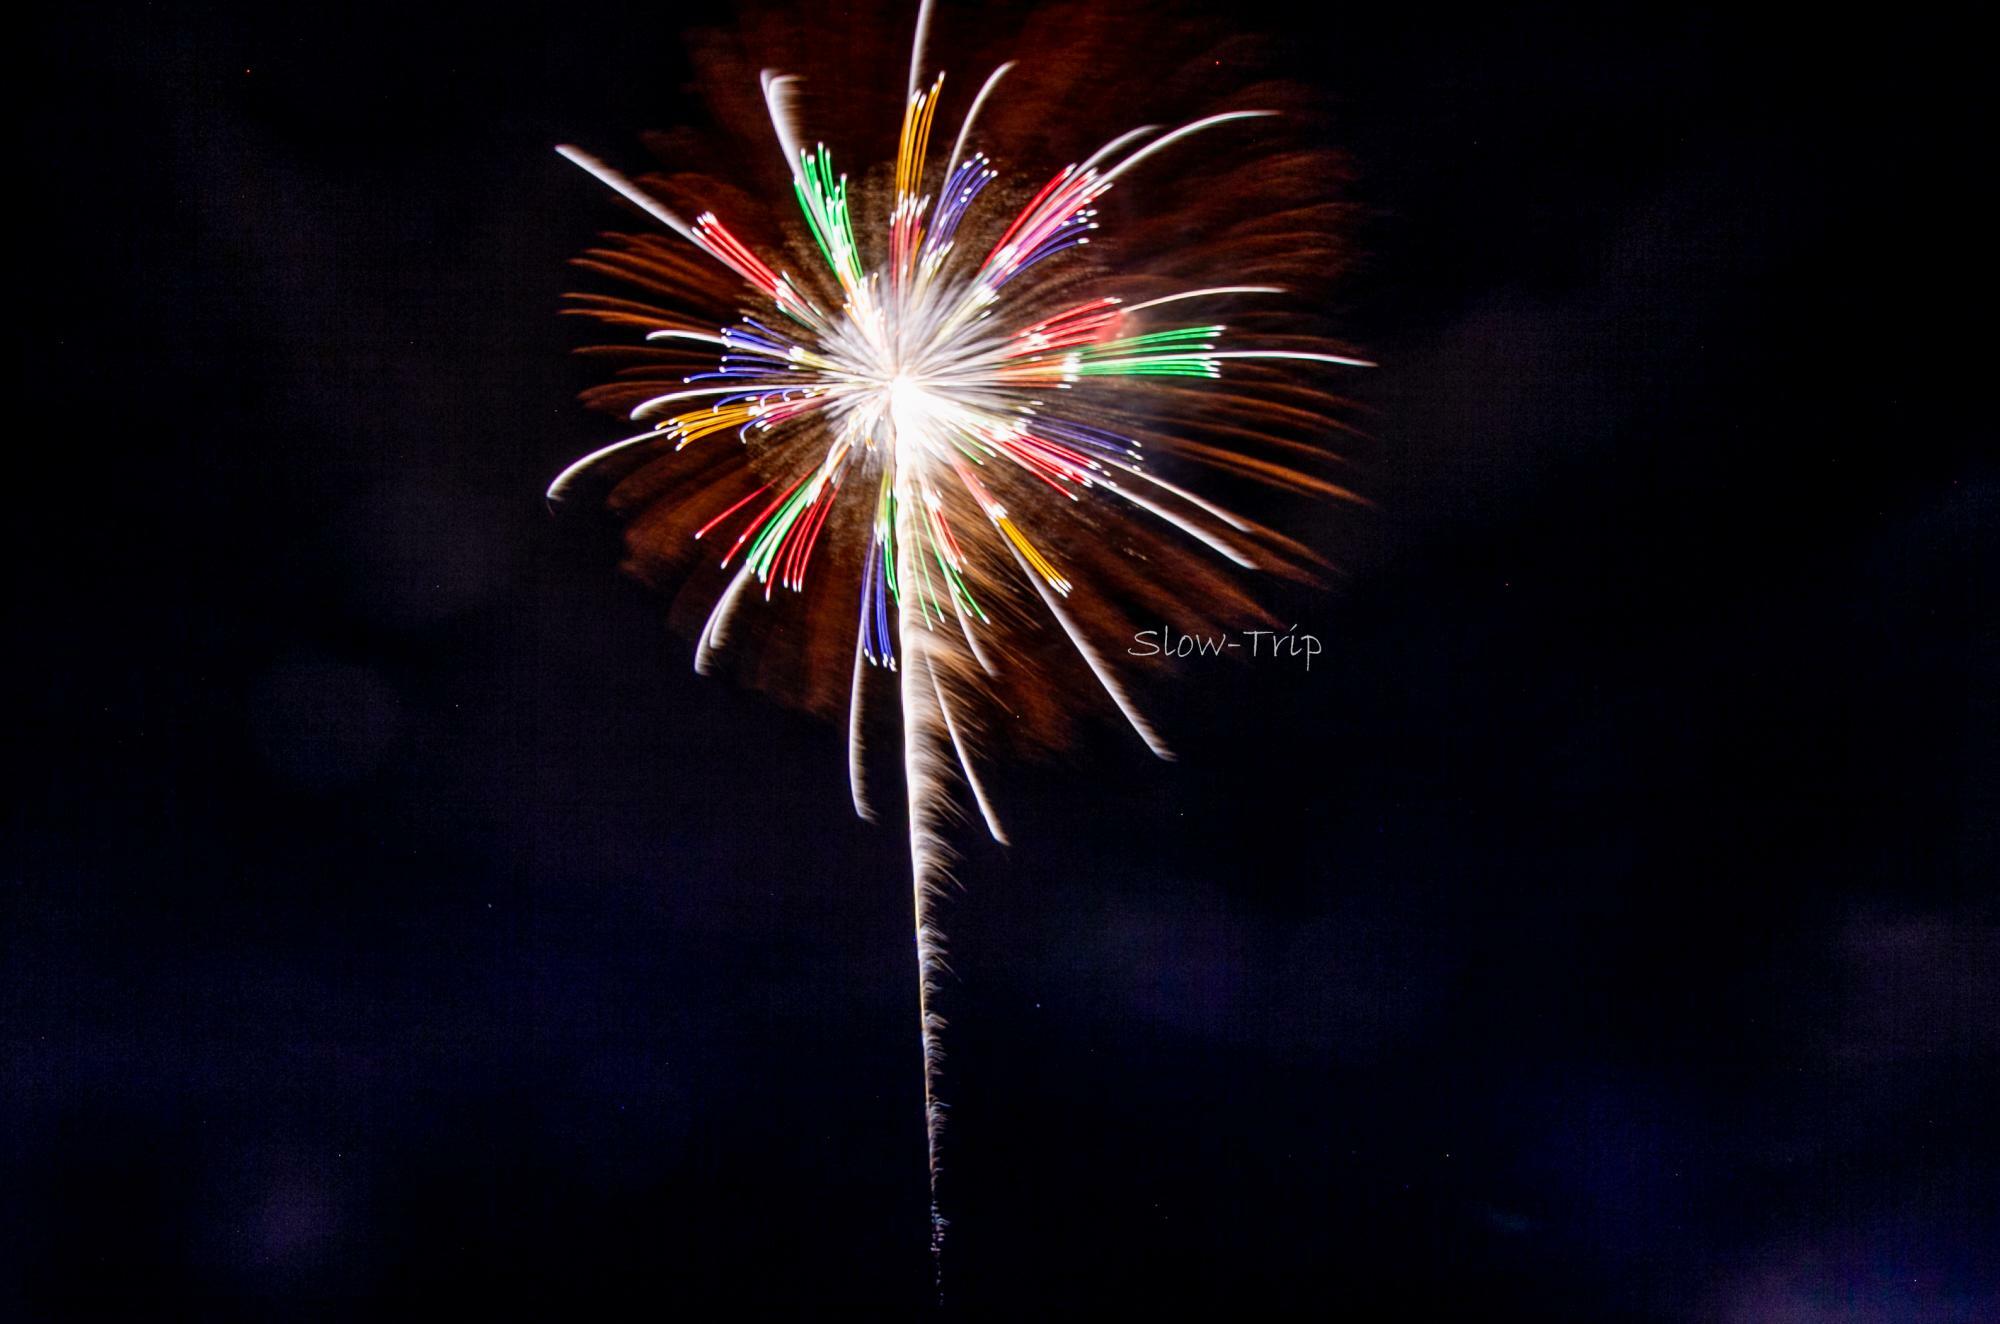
[550,0,1366,1279]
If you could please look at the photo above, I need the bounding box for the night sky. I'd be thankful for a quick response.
[13,2,1994,1319]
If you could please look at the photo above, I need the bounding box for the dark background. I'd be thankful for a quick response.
[12,1,1993,1318]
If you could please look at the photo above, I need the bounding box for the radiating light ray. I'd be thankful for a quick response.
[1096,110,1277,184]
[931,671,1008,844]
[942,60,1015,185]
[1203,349,1379,367]
[555,145,704,245]
[996,526,1174,759]
[1078,123,1161,172]
[1121,284,1285,313]
[545,426,672,503]
[1101,479,1257,566]
[694,562,757,675]
[646,328,735,347]
[848,632,878,822]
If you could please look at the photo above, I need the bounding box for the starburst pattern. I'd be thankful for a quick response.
[550,0,1366,1274]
